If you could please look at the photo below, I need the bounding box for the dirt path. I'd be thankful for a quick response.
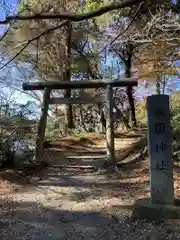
[0,133,180,239]
[1,163,180,239]
[44,133,143,167]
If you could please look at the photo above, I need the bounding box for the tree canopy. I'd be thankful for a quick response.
[0,0,179,131]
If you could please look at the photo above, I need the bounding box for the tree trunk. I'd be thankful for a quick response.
[96,88,106,133]
[100,110,106,131]
[126,86,136,127]
[162,74,166,94]
[65,22,73,134]
[114,104,130,129]
[35,88,50,163]
[65,89,74,130]
[79,105,87,131]
[125,43,137,127]
[156,73,161,95]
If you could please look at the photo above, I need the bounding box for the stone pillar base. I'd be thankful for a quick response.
[132,198,180,220]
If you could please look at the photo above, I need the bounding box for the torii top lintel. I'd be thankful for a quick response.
[22,78,138,91]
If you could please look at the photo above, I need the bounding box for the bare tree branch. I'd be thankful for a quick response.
[112,47,126,62]
[70,3,143,78]
[107,1,144,48]
[0,0,144,24]
[0,1,34,42]
[0,22,13,42]
[171,61,180,80]
[0,77,42,102]
[0,20,68,70]
[0,42,30,70]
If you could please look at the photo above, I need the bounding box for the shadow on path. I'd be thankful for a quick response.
[0,199,180,239]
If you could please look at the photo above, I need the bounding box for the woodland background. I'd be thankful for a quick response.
[0,0,179,165]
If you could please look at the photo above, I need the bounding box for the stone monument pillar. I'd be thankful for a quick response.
[147,95,174,205]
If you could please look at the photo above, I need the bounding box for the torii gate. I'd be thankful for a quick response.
[22,78,138,167]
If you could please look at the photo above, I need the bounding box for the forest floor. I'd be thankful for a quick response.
[0,131,180,239]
